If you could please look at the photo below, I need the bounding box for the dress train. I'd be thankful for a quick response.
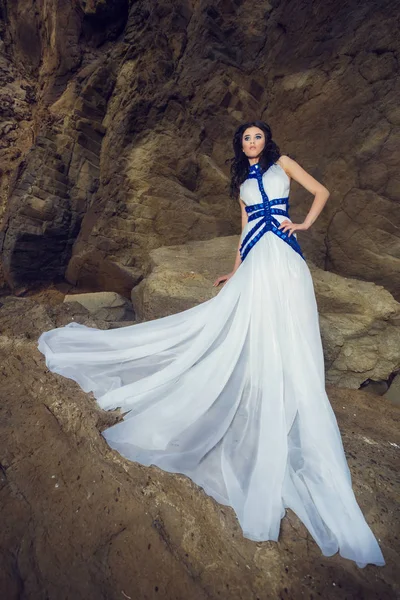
[37,162,385,568]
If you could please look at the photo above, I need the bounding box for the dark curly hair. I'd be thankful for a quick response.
[227,120,281,199]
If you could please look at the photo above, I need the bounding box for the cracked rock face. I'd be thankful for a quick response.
[0,295,399,598]
[0,0,399,299]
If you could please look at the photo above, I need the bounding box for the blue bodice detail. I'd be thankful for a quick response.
[239,162,305,262]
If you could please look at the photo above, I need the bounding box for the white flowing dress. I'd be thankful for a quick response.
[37,161,385,568]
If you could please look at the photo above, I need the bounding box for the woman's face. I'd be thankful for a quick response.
[242,126,265,161]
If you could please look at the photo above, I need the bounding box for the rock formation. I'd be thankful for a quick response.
[0,0,399,299]
[0,0,399,597]
[64,290,135,323]
[131,235,400,389]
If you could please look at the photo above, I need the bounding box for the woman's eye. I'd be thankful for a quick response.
[244,135,262,141]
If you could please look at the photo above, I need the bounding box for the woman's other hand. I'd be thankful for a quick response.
[213,272,235,287]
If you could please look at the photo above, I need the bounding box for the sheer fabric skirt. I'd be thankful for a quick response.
[38,232,385,568]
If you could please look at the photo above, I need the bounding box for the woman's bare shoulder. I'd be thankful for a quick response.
[276,155,292,175]
[277,155,329,196]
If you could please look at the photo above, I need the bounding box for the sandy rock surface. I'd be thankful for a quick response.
[0,295,399,599]
[64,290,135,322]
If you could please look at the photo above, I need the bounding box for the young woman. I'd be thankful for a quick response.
[38,120,385,568]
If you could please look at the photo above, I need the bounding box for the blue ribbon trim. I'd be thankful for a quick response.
[240,164,305,262]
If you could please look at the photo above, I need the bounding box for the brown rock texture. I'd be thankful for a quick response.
[0,1,399,596]
[0,295,399,599]
[64,290,135,322]
[0,0,399,299]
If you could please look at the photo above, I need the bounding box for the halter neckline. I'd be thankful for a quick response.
[248,162,261,174]
[248,161,274,175]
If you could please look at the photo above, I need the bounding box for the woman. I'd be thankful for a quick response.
[38,120,385,568]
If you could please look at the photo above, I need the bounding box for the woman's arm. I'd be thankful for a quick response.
[232,197,248,271]
[213,197,248,286]
[277,155,330,236]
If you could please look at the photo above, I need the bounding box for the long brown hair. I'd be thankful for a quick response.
[227,120,281,199]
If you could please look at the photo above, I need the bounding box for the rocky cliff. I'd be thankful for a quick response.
[0,0,399,298]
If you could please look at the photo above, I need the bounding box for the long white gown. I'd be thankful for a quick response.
[37,161,385,568]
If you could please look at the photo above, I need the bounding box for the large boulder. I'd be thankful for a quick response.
[64,291,135,322]
[131,236,235,319]
[131,235,400,389]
